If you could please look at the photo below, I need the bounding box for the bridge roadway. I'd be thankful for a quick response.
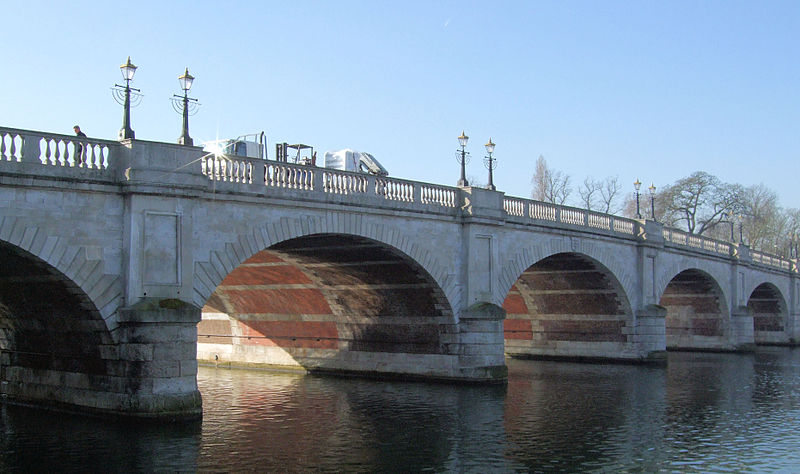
[0,126,798,419]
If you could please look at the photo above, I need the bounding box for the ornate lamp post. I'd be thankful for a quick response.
[113,57,140,140]
[484,138,496,191]
[737,214,744,244]
[172,68,199,146]
[722,211,735,241]
[648,183,656,220]
[634,179,642,219]
[456,131,470,187]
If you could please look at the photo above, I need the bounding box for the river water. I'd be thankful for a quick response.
[2,347,800,472]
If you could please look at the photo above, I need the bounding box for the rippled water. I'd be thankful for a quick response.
[2,348,800,472]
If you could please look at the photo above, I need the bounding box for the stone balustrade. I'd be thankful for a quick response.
[0,127,116,170]
[503,197,637,236]
[1,125,795,274]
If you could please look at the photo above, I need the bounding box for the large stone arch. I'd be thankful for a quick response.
[0,239,125,412]
[500,242,637,361]
[659,267,730,350]
[0,216,122,331]
[192,212,458,316]
[498,236,637,307]
[743,272,790,308]
[654,256,732,309]
[197,233,455,370]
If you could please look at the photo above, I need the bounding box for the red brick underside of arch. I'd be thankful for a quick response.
[749,283,785,344]
[199,235,452,358]
[502,254,628,350]
[661,270,724,348]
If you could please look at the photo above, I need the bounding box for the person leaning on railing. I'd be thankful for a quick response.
[73,125,87,165]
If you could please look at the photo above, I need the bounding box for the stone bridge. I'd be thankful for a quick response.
[1,126,797,419]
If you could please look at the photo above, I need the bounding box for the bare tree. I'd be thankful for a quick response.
[466,174,485,189]
[739,183,780,250]
[782,208,800,257]
[578,177,600,210]
[598,176,623,214]
[658,171,740,235]
[531,155,571,205]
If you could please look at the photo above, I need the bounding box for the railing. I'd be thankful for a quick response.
[202,154,459,210]
[661,228,731,256]
[421,184,457,207]
[751,250,793,271]
[1,126,794,273]
[504,197,637,236]
[201,154,254,184]
[266,162,313,190]
[325,170,368,194]
[0,127,114,170]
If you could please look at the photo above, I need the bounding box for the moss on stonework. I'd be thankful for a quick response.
[158,298,186,310]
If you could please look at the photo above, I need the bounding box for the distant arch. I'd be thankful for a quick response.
[748,282,789,344]
[655,258,731,310]
[502,251,634,360]
[660,268,729,350]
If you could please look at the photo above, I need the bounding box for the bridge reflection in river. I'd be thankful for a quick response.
[2,348,800,471]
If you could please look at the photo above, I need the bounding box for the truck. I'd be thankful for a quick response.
[205,134,388,176]
[323,149,388,176]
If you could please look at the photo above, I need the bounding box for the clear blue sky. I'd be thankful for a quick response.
[2,1,798,207]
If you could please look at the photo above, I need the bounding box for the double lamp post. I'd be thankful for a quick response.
[113,57,199,146]
[456,131,497,190]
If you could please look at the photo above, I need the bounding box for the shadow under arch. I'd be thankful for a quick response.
[502,252,635,362]
[748,282,790,345]
[0,241,114,405]
[198,233,455,377]
[660,268,730,350]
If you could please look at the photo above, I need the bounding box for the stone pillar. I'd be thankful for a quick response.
[114,298,202,419]
[789,270,800,345]
[730,305,756,352]
[633,304,667,363]
[636,219,665,309]
[457,302,507,382]
[460,187,504,306]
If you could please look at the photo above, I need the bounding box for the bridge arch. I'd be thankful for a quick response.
[659,267,730,350]
[196,231,457,374]
[743,273,790,309]
[0,240,119,407]
[501,249,635,361]
[192,214,458,316]
[498,237,638,307]
[655,259,732,310]
[0,216,122,330]
[747,281,789,344]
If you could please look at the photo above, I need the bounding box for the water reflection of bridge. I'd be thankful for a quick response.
[1,126,797,419]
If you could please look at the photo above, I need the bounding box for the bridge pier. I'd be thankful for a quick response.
[457,303,508,382]
[114,299,202,419]
[633,304,668,363]
[730,305,756,352]
[1,299,202,419]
